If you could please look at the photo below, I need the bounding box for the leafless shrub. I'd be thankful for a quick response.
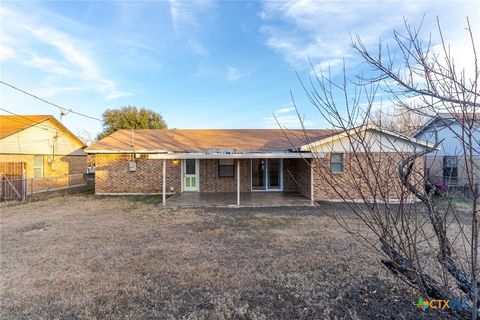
[369,106,428,135]
[291,17,479,319]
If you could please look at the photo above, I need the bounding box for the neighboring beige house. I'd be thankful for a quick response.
[86,126,431,205]
[0,115,87,186]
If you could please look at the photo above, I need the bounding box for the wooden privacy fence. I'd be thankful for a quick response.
[0,162,26,201]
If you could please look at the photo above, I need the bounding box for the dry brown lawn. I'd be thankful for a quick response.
[0,195,441,319]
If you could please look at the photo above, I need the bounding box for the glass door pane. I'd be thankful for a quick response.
[185,159,196,174]
[184,159,198,191]
[251,159,266,190]
[267,159,281,189]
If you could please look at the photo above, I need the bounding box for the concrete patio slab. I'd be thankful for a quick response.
[165,192,312,207]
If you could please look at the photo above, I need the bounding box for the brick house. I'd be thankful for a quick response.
[86,126,431,205]
[0,115,87,196]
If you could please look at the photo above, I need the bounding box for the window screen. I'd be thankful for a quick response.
[330,153,344,173]
[33,155,43,178]
[443,156,458,184]
[218,159,235,177]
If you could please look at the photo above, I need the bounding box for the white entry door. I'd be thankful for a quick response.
[182,159,199,191]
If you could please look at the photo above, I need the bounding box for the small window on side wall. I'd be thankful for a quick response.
[218,159,235,177]
[443,156,458,185]
[330,153,343,173]
[33,155,44,178]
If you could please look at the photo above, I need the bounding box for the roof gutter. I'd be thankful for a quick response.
[84,149,170,154]
[84,150,320,159]
[147,152,318,159]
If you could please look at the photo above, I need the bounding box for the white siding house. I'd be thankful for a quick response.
[413,114,480,188]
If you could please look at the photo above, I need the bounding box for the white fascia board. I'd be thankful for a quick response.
[412,114,455,138]
[148,152,320,159]
[412,117,436,138]
[85,149,323,159]
[85,149,169,154]
[299,125,435,151]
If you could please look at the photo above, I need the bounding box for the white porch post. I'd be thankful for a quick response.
[310,159,314,206]
[237,159,240,206]
[162,159,166,206]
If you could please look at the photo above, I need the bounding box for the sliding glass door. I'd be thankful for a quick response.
[251,159,282,191]
[267,159,281,190]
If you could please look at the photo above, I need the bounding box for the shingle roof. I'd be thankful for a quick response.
[413,112,480,137]
[0,115,52,139]
[86,129,339,153]
[0,114,86,147]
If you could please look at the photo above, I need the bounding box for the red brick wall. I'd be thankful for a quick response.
[283,158,311,197]
[199,159,250,192]
[60,155,87,175]
[94,156,252,194]
[95,155,181,194]
[296,158,311,198]
[312,153,424,201]
[283,159,298,193]
[94,154,424,201]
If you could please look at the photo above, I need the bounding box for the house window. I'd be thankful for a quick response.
[330,153,344,173]
[218,159,235,177]
[33,155,44,178]
[443,156,458,185]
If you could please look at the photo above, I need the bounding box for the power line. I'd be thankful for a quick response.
[0,81,134,148]
[1,107,89,142]
[0,107,132,149]
[0,80,103,122]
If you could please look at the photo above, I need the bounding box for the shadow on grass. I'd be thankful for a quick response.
[121,194,164,205]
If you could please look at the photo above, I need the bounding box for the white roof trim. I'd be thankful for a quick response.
[85,149,169,154]
[148,152,319,159]
[412,114,452,137]
[299,124,435,151]
[85,149,321,158]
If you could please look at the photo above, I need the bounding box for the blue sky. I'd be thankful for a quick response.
[1,0,479,139]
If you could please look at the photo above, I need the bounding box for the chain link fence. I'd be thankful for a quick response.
[427,175,480,199]
[1,173,95,202]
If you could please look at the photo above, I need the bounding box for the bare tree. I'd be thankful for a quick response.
[75,129,95,146]
[369,105,428,135]
[292,18,479,319]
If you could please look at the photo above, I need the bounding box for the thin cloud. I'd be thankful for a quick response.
[0,34,16,61]
[168,0,215,31]
[169,0,199,32]
[227,66,250,82]
[32,85,87,97]
[168,0,214,58]
[0,6,130,100]
[259,0,479,75]
[188,39,209,58]
[275,107,294,114]
[263,106,314,128]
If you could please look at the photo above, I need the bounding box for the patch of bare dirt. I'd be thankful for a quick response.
[0,195,445,319]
